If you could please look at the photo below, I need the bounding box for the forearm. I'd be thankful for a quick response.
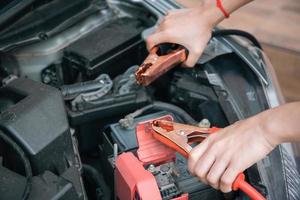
[198,0,253,26]
[256,102,300,145]
[222,0,253,13]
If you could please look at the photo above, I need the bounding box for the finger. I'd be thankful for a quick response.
[206,155,231,189]
[166,10,177,16]
[183,46,204,68]
[188,137,211,174]
[146,31,176,51]
[167,9,186,16]
[157,17,165,26]
[220,166,240,193]
[155,23,163,33]
[193,150,216,184]
[156,18,167,31]
[156,19,175,35]
[146,32,162,51]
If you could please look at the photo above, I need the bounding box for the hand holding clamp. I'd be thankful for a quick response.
[151,119,266,200]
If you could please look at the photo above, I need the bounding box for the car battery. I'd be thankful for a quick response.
[100,111,179,190]
[115,116,222,200]
[102,111,176,154]
[101,112,222,199]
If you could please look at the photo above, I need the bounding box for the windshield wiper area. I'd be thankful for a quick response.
[0,0,106,51]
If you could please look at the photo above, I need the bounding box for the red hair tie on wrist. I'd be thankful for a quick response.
[216,0,230,18]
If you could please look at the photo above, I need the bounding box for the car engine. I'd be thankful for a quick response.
[0,0,299,200]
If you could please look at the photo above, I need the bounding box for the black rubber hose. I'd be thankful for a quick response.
[151,101,197,124]
[0,130,32,200]
[82,164,111,200]
[212,29,263,50]
[122,101,197,125]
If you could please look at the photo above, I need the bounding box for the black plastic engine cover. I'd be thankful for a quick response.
[64,17,148,79]
[0,78,85,199]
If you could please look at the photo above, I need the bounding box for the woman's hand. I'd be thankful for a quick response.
[188,117,276,193]
[146,0,255,67]
[146,3,224,67]
[188,102,300,193]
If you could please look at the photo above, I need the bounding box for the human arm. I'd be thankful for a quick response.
[147,0,253,67]
[188,102,300,193]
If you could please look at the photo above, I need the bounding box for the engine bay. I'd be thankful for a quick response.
[0,0,293,200]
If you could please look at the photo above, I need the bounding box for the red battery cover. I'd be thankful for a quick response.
[115,115,188,200]
[115,152,162,200]
[136,115,176,165]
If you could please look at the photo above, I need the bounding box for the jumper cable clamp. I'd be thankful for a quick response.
[135,44,187,86]
[151,119,266,200]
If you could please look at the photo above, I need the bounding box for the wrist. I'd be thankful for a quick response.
[255,110,284,146]
[196,0,254,27]
[196,0,226,28]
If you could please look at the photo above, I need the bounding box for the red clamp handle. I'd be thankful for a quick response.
[233,173,266,200]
